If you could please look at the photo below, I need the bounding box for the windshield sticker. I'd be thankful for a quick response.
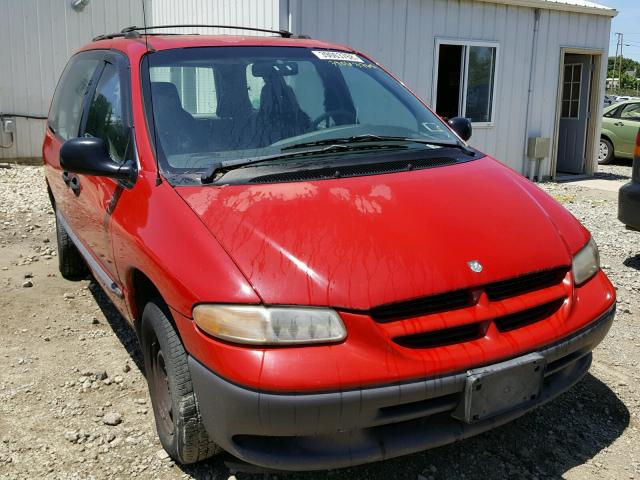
[312,50,364,63]
[328,60,377,69]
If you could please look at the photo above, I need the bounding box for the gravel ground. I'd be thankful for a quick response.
[0,162,638,480]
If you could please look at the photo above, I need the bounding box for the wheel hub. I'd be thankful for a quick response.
[599,141,609,162]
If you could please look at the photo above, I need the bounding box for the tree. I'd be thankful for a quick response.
[608,56,640,79]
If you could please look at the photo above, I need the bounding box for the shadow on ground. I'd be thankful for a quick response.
[88,280,144,373]
[594,158,633,181]
[623,254,640,271]
[86,279,629,480]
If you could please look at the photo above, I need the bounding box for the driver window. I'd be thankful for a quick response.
[84,62,130,164]
[620,103,640,120]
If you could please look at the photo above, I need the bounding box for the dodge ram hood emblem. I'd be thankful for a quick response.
[467,260,483,273]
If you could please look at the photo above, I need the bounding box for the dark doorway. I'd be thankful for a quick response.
[556,53,593,175]
[436,44,463,120]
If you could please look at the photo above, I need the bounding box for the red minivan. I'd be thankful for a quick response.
[44,26,615,471]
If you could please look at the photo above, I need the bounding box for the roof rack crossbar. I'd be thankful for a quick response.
[120,24,293,38]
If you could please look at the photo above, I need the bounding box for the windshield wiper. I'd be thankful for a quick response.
[200,142,408,184]
[281,135,475,155]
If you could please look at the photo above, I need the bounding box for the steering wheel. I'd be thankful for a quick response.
[312,110,356,129]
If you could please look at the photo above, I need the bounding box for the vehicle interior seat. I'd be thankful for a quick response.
[150,82,207,155]
[253,73,311,147]
[214,75,257,151]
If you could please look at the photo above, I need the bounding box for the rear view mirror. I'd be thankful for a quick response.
[60,137,135,181]
[448,117,473,141]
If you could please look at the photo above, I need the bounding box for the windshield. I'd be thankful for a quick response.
[142,46,459,181]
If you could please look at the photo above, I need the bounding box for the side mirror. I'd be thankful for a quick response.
[60,137,135,181]
[448,117,472,141]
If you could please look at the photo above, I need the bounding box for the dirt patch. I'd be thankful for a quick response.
[0,165,638,479]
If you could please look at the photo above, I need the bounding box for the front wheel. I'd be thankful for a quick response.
[598,138,614,165]
[55,211,88,279]
[140,299,220,464]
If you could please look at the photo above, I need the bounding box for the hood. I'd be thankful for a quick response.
[176,157,586,310]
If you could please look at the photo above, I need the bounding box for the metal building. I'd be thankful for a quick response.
[0,0,616,180]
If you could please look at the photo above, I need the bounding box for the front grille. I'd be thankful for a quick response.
[249,156,458,184]
[393,322,486,349]
[370,289,474,323]
[485,267,568,301]
[494,299,565,332]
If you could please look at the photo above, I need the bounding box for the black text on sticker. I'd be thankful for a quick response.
[312,50,364,63]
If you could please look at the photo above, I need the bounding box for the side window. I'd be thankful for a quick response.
[49,55,100,140]
[84,62,130,163]
[149,66,217,117]
[620,103,640,121]
[339,65,417,130]
[604,106,620,118]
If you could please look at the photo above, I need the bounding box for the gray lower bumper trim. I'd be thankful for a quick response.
[189,306,614,471]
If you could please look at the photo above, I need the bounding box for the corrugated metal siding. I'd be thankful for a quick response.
[146,0,282,35]
[528,9,611,175]
[0,0,143,160]
[0,0,611,175]
[289,0,611,175]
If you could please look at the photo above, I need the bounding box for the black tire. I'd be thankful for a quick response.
[140,299,220,464]
[55,212,88,279]
[599,137,615,165]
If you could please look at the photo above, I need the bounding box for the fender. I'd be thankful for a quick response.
[110,170,260,321]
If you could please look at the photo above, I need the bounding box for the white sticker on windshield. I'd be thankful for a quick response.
[312,50,364,63]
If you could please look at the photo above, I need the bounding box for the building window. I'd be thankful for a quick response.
[561,64,582,119]
[434,41,498,125]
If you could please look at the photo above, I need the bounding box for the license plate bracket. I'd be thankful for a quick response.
[452,353,546,424]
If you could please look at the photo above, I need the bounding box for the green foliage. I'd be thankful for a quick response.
[608,56,640,78]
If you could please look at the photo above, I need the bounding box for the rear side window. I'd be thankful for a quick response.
[49,55,100,140]
[84,62,131,163]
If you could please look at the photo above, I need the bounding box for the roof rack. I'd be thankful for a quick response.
[93,24,294,42]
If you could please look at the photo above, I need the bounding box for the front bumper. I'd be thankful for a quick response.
[189,305,614,471]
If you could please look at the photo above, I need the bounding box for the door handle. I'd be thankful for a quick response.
[614,122,625,127]
[69,175,81,196]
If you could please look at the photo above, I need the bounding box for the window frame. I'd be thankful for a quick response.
[47,50,105,142]
[77,51,134,172]
[619,102,640,121]
[604,104,622,118]
[560,63,583,120]
[80,51,133,139]
[432,39,500,128]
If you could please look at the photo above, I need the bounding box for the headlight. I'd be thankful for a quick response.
[192,305,347,345]
[572,237,600,286]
